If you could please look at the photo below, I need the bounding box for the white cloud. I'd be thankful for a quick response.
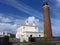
[0,13,26,23]
[0,23,17,33]
[0,16,12,23]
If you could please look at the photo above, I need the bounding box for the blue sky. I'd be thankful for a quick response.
[0,0,60,36]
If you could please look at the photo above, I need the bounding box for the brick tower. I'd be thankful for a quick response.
[43,0,52,38]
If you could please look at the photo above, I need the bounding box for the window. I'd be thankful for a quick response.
[30,35,32,37]
[39,35,41,37]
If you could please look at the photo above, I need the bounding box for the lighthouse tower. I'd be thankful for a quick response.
[43,0,52,38]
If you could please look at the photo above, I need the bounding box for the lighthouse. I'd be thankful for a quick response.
[43,0,52,38]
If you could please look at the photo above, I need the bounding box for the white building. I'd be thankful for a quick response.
[16,17,44,42]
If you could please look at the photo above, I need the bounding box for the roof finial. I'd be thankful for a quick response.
[43,0,48,6]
